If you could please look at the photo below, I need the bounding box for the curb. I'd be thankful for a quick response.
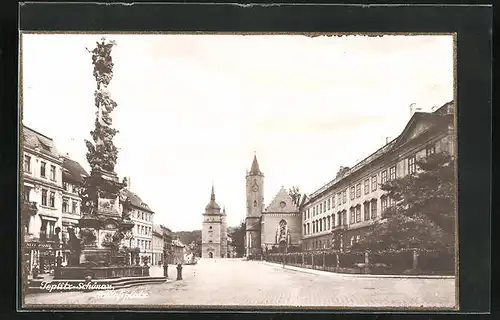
[260,261,455,279]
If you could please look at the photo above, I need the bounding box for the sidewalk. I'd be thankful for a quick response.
[260,261,455,279]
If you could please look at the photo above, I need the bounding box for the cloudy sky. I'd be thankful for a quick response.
[21,33,454,231]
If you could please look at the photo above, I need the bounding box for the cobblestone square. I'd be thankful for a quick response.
[24,258,456,309]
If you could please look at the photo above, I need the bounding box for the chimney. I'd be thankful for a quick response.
[410,103,416,117]
[431,106,438,112]
[386,136,391,144]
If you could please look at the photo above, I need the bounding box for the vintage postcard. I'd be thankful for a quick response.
[19,32,458,310]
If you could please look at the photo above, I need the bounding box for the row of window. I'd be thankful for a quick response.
[136,239,152,250]
[24,155,58,182]
[303,199,381,236]
[133,210,153,222]
[63,182,79,194]
[41,189,56,208]
[137,224,152,236]
[304,144,437,222]
[62,198,79,214]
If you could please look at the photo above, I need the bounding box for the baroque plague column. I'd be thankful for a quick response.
[75,38,134,266]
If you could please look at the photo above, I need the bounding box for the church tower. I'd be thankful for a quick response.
[202,184,223,258]
[245,154,264,257]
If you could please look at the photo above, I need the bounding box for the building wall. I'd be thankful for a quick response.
[130,208,154,262]
[152,233,163,265]
[61,181,83,245]
[246,174,264,218]
[22,149,65,272]
[245,230,261,256]
[202,219,222,258]
[261,213,302,248]
[23,150,64,238]
[201,242,221,259]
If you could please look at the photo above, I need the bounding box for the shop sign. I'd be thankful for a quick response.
[25,242,61,250]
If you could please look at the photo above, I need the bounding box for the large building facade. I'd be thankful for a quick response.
[300,101,455,251]
[244,155,302,257]
[201,186,228,258]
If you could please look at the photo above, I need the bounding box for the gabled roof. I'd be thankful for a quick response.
[433,101,454,115]
[62,156,89,184]
[152,224,163,234]
[390,112,444,150]
[121,188,154,213]
[264,186,299,213]
[299,194,309,208]
[22,126,61,160]
[152,224,164,237]
[160,224,172,233]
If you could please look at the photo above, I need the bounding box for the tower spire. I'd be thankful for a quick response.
[211,183,215,201]
[249,153,262,176]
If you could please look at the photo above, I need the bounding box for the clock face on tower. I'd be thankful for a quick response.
[252,179,259,192]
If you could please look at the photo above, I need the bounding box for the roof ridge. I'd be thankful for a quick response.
[307,107,449,200]
[23,125,54,141]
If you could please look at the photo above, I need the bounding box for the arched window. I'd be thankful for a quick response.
[253,200,257,207]
[209,226,212,229]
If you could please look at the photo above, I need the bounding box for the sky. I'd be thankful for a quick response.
[21,33,454,232]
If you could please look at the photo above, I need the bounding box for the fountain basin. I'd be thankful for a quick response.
[54,265,150,280]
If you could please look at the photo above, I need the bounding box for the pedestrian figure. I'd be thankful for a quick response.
[56,252,63,269]
[176,264,183,280]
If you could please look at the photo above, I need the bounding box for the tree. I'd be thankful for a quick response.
[355,152,456,252]
[228,220,246,258]
[288,186,301,206]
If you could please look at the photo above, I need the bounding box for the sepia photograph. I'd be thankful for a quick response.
[19,32,457,310]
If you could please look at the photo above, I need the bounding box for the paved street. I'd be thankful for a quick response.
[24,258,456,308]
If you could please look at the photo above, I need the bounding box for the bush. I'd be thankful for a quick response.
[370,250,413,273]
[418,250,455,274]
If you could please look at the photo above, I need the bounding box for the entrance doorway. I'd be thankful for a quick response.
[208,252,213,258]
[278,241,287,254]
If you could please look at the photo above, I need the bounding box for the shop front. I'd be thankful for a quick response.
[24,241,63,275]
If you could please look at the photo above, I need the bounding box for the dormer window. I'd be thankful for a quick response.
[40,142,51,151]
